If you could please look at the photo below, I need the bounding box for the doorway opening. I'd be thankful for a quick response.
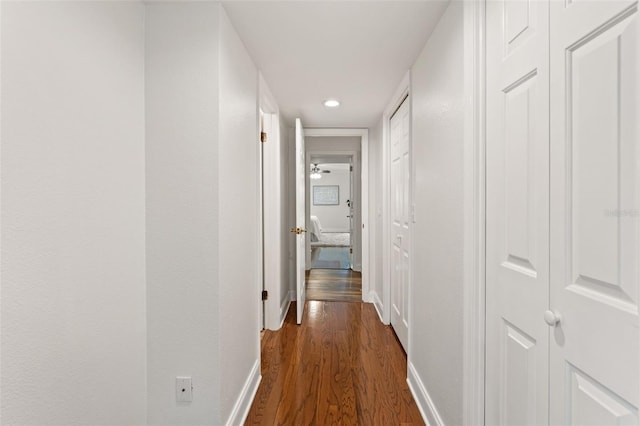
[305,144,362,302]
[308,160,353,270]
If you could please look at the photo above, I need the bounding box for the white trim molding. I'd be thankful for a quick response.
[279,296,291,329]
[303,128,371,303]
[259,73,285,331]
[463,1,486,425]
[407,362,444,426]
[380,72,410,325]
[225,360,261,426]
[372,292,384,323]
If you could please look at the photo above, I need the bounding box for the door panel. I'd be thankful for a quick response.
[502,321,537,426]
[295,118,306,325]
[390,97,410,352]
[486,0,550,424]
[550,1,639,422]
[568,366,638,426]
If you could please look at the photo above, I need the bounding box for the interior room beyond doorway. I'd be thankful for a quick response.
[309,161,352,270]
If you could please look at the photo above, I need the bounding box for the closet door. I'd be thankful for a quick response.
[549,1,639,423]
[390,97,410,352]
[485,0,550,424]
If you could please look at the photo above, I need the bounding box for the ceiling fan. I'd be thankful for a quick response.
[310,164,330,179]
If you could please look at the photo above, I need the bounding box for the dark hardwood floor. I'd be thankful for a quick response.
[306,269,362,303]
[245,300,424,425]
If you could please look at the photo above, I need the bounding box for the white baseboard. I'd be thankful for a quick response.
[407,361,444,426]
[225,359,261,426]
[371,292,385,323]
[279,297,291,328]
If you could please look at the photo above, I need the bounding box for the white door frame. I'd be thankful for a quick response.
[303,128,371,302]
[259,73,285,331]
[381,72,410,326]
[463,1,486,424]
[305,150,359,271]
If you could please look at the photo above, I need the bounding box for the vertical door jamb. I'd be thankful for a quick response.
[463,0,486,424]
[382,73,411,326]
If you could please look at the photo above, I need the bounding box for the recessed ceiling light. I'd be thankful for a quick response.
[323,99,340,108]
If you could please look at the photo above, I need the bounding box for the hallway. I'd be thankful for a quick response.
[245,301,423,425]
[2,0,638,424]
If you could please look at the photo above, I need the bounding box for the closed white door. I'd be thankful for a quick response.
[294,118,306,325]
[549,0,639,423]
[390,97,410,352]
[486,0,551,424]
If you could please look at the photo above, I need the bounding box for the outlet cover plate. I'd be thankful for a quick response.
[176,377,192,402]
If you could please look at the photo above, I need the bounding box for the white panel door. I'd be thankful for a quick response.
[295,118,306,325]
[550,1,639,423]
[390,97,410,352]
[486,0,550,424]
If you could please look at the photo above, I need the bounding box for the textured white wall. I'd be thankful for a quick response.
[1,2,147,424]
[310,169,351,233]
[145,3,221,424]
[368,119,384,314]
[218,7,260,423]
[409,2,465,425]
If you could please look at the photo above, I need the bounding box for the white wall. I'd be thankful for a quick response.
[146,4,260,424]
[145,3,222,424]
[408,2,465,425]
[218,7,260,423]
[279,121,292,324]
[306,136,361,153]
[369,119,385,316]
[1,2,147,424]
[310,167,351,233]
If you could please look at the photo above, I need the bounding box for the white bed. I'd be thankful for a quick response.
[309,215,350,247]
[309,215,322,242]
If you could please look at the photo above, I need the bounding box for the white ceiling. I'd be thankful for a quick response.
[222,1,449,128]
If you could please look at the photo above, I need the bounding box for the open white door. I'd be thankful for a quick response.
[294,118,306,325]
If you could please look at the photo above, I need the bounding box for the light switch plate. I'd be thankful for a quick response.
[176,377,192,402]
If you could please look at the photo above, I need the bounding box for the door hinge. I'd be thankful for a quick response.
[349,248,353,254]
[260,132,267,143]
[262,290,268,301]
[350,165,353,172]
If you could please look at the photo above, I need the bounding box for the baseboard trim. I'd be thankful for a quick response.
[225,359,261,426]
[371,292,385,323]
[279,297,291,329]
[407,361,444,426]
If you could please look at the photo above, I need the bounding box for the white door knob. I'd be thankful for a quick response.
[544,310,561,326]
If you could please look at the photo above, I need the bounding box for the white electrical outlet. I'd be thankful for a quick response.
[176,377,193,402]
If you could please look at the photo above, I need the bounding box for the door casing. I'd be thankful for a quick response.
[303,128,371,301]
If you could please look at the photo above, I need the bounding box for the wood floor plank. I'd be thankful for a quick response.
[306,269,362,303]
[245,299,424,425]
